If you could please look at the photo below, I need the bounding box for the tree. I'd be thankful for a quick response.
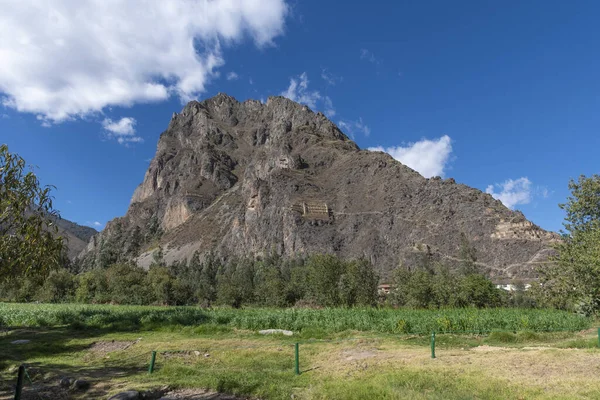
[37,268,76,303]
[197,254,219,306]
[537,175,600,314]
[125,225,143,257]
[456,274,501,308]
[0,144,65,281]
[388,262,502,309]
[216,259,255,307]
[254,260,287,306]
[339,259,379,306]
[282,257,308,305]
[305,254,345,307]
[145,265,175,305]
[105,262,148,304]
[75,268,109,303]
[170,251,219,306]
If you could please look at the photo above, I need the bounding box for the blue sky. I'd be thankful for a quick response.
[1,1,599,233]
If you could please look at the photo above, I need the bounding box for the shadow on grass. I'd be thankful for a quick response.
[0,326,149,395]
[0,328,96,371]
[300,366,320,374]
[1,355,146,399]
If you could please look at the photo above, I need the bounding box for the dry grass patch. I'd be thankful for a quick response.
[297,338,600,398]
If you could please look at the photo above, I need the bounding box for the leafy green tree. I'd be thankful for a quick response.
[75,268,109,303]
[145,265,175,305]
[37,268,76,303]
[536,175,600,314]
[405,270,435,308]
[339,259,379,306]
[216,259,255,307]
[0,144,65,281]
[198,255,219,305]
[254,260,287,306]
[456,274,501,308]
[170,251,219,306]
[389,262,502,309]
[282,257,308,305]
[0,274,44,302]
[305,254,345,306]
[105,262,148,304]
[431,264,460,307]
[388,264,410,306]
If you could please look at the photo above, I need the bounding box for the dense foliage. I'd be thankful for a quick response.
[0,302,589,334]
[0,252,383,307]
[389,264,502,309]
[534,175,600,315]
[0,144,65,282]
[0,246,526,309]
[387,236,520,309]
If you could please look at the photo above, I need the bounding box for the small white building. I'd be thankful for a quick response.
[495,283,531,291]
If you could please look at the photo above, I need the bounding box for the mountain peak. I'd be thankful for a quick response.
[78,95,557,280]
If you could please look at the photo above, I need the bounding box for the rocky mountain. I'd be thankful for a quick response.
[78,93,558,281]
[53,217,98,260]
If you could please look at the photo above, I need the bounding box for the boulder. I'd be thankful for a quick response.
[259,329,293,336]
[108,390,140,400]
[73,379,90,390]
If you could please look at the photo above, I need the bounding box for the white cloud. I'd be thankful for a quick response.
[102,117,143,145]
[86,220,104,229]
[280,72,340,119]
[102,117,136,136]
[321,68,342,85]
[281,72,321,109]
[0,0,288,123]
[368,135,452,178]
[323,96,335,118]
[338,118,371,138]
[360,48,380,64]
[486,177,532,209]
[226,72,239,81]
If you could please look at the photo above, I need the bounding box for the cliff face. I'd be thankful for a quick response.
[78,93,558,280]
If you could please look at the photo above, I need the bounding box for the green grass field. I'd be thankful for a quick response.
[1,303,599,399]
[0,303,591,334]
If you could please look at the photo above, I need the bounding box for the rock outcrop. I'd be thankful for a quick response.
[78,93,558,280]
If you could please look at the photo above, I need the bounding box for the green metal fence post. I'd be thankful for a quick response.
[431,331,436,359]
[14,365,24,400]
[597,328,600,348]
[149,351,157,374]
[294,343,300,375]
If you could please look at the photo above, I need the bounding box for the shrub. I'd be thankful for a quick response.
[37,269,76,303]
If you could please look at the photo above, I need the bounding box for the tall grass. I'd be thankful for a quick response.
[0,303,591,334]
